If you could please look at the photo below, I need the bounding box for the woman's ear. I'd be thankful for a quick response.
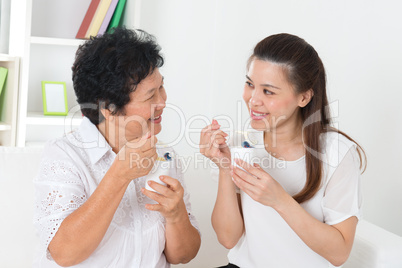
[100,102,118,121]
[298,89,314,108]
[100,107,114,121]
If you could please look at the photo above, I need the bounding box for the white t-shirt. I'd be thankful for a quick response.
[33,117,199,268]
[216,130,362,268]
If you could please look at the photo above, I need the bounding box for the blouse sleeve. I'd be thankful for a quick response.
[174,154,201,236]
[322,146,362,225]
[33,140,88,260]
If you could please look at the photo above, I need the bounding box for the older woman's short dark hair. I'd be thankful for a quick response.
[72,27,164,125]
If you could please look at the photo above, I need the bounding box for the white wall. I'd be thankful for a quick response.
[123,0,402,266]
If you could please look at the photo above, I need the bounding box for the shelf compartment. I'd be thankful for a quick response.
[0,55,19,146]
[0,123,12,131]
[26,112,83,126]
[0,54,18,61]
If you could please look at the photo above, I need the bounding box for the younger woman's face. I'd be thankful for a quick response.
[243,59,308,132]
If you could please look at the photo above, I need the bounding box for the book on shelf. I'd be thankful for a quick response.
[0,67,8,97]
[85,0,113,39]
[76,0,101,39]
[0,67,8,120]
[97,0,119,36]
[107,0,127,33]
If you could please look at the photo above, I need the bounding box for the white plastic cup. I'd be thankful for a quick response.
[144,160,171,193]
[231,147,258,170]
[230,147,259,192]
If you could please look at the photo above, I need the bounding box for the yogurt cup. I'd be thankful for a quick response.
[230,147,260,192]
[231,147,259,169]
[144,159,171,193]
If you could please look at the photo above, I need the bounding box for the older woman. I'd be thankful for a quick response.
[34,28,200,267]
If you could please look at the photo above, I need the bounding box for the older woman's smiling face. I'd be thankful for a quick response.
[116,68,167,141]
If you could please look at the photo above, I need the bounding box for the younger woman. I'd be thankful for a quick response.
[200,33,366,267]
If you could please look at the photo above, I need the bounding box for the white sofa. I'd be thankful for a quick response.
[1,146,402,268]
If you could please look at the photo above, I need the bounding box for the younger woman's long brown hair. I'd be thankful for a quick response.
[250,33,367,204]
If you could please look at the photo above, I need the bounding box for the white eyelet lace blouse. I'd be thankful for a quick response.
[33,117,200,268]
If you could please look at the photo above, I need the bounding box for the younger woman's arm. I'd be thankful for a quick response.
[276,196,357,266]
[200,120,244,249]
[232,155,360,266]
[211,169,244,249]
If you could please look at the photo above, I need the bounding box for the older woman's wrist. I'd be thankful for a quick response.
[165,204,190,225]
[103,169,132,191]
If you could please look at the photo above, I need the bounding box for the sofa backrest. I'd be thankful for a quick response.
[0,146,43,267]
[8,146,401,268]
[0,146,229,267]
